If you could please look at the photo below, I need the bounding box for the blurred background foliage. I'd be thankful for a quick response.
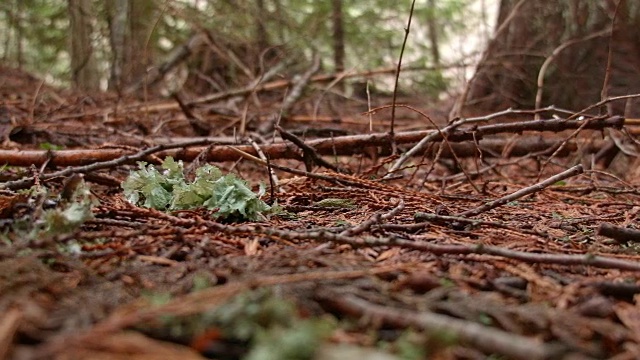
[3,1,639,116]
[0,0,480,99]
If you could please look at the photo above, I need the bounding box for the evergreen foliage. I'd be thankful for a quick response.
[0,0,472,95]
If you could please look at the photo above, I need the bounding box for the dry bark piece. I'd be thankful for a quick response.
[0,308,22,360]
[573,296,615,318]
[393,271,442,294]
[0,191,27,218]
[597,223,640,243]
[55,331,206,360]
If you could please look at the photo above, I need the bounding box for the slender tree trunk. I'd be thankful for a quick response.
[426,0,440,66]
[106,0,156,93]
[331,0,345,73]
[68,0,100,91]
[15,0,24,69]
[129,0,156,82]
[253,0,270,72]
[255,0,269,50]
[2,2,13,62]
[106,0,128,92]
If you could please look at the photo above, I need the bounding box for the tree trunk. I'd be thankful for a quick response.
[255,0,269,51]
[426,0,440,66]
[2,1,15,62]
[106,0,128,92]
[331,0,345,73]
[460,0,640,117]
[128,0,156,82]
[106,0,156,93]
[15,0,24,69]
[68,0,100,91]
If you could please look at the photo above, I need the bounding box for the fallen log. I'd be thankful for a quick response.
[0,136,608,167]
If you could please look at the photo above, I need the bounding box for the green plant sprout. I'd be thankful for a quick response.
[313,198,356,209]
[122,157,271,221]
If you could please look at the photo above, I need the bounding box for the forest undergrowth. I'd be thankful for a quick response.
[2,64,640,360]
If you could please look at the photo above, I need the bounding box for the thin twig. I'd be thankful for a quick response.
[457,164,584,218]
[535,29,610,118]
[257,54,321,134]
[389,0,417,152]
[382,104,481,192]
[247,135,282,196]
[260,225,640,271]
[600,0,623,108]
[29,78,46,124]
[536,116,603,180]
[340,199,404,236]
[108,205,640,272]
[569,93,640,120]
[411,213,546,237]
[276,125,345,173]
[385,117,462,177]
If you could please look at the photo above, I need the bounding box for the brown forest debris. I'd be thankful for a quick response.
[0,117,620,169]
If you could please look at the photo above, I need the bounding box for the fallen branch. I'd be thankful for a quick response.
[597,223,640,243]
[457,164,584,218]
[0,138,222,190]
[119,209,640,272]
[257,54,321,134]
[340,199,404,236]
[315,289,567,360]
[411,213,546,237]
[254,225,640,271]
[276,125,345,173]
[448,116,620,140]
[0,122,615,170]
[38,265,408,358]
[386,116,622,176]
[187,63,465,107]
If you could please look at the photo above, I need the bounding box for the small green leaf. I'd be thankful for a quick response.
[551,212,564,219]
[477,313,493,325]
[39,142,64,150]
[314,198,356,208]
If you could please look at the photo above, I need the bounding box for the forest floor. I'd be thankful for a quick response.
[2,65,640,360]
